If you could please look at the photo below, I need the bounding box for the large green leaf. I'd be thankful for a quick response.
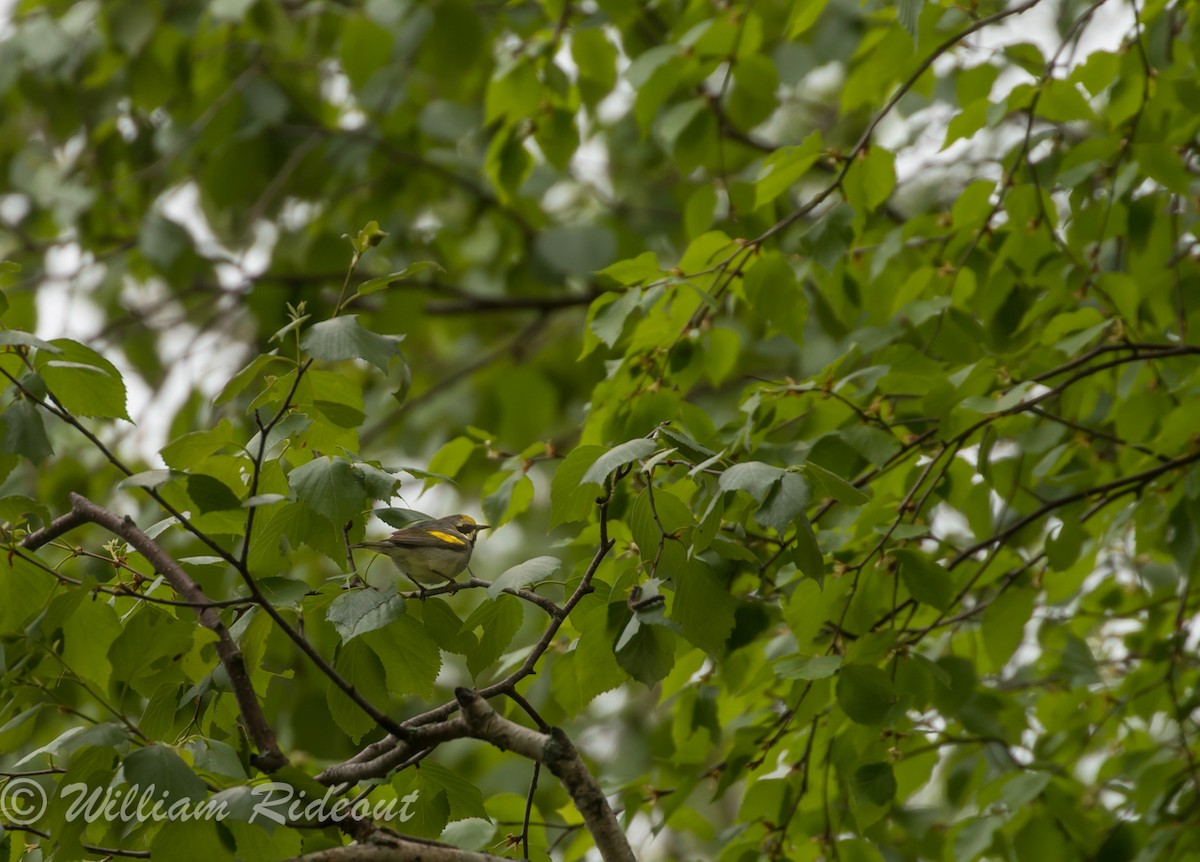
[287,455,367,525]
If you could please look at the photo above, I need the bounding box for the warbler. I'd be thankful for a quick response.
[353,514,489,586]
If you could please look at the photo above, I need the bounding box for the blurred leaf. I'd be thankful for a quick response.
[837,664,896,725]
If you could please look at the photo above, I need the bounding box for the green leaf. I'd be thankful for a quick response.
[327,588,405,641]
[364,615,441,699]
[894,549,953,611]
[213,354,290,406]
[756,472,811,534]
[288,455,367,525]
[802,462,870,505]
[463,595,523,678]
[186,473,242,512]
[658,426,718,463]
[481,470,533,526]
[161,420,235,469]
[799,204,855,272]
[1046,519,1085,571]
[300,315,402,371]
[2,399,53,463]
[791,515,825,584]
[488,555,561,598]
[572,27,617,107]
[426,436,476,485]
[0,494,51,529]
[36,339,129,420]
[786,0,830,36]
[123,744,206,802]
[353,461,402,500]
[535,225,616,277]
[671,560,735,655]
[614,617,676,687]
[718,461,785,502]
[581,438,657,485]
[0,330,62,353]
[587,289,643,349]
[753,132,823,210]
[339,16,392,87]
[119,469,178,489]
[415,760,490,822]
[776,654,842,680]
[349,220,388,253]
[897,0,923,40]
[327,638,389,741]
[598,253,661,286]
[853,762,897,806]
[843,147,897,215]
[837,663,896,725]
[352,261,445,299]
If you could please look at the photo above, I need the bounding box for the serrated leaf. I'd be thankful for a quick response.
[300,315,401,372]
[756,472,811,534]
[36,339,129,420]
[288,456,366,525]
[718,461,785,503]
[327,588,405,641]
[364,614,446,701]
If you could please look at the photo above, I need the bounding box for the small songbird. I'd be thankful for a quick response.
[353,514,489,586]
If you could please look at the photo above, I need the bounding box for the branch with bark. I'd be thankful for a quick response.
[19,493,288,772]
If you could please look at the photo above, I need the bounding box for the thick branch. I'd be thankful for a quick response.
[321,532,616,784]
[20,493,287,772]
[455,689,634,862]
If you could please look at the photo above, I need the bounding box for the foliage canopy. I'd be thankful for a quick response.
[2,0,1200,860]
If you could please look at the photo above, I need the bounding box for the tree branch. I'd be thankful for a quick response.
[455,688,634,862]
[20,494,288,772]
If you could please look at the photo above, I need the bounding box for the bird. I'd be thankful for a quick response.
[352,514,489,587]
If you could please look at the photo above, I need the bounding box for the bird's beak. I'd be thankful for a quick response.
[475,524,492,531]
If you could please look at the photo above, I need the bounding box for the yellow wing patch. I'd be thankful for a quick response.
[429,530,467,546]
